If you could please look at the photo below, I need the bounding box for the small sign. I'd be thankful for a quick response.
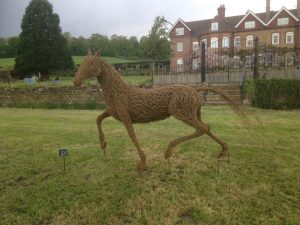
[59,148,68,157]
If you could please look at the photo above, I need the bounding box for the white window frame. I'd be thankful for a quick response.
[245,21,256,29]
[286,32,294,44]
[277,18,289,26]
[234,36,241,48]
[211,22,219,31]
[211,37,218,48]
[192,41,199,51]
[177,58,184,71]
[246,35,254,47]
[272,33,280,45]
[222,37,230,48]
[177,42,183,52]
[175,27,184,36]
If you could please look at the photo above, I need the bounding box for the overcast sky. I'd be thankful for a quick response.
[0,0,297,39]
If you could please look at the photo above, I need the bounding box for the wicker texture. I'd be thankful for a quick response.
[74,51,246,171]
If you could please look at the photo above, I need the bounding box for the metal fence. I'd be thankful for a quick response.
[154,37,300,85]
[153,69,300,85]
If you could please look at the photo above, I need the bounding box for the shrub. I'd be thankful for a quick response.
[245,79,300,110]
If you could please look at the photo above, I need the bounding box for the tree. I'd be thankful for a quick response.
[70,36,89,56]
[15,0,74,79]
[88,33,110,56]
[140,16,171,75]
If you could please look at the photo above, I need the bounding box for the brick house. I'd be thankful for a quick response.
[169,0,300,72]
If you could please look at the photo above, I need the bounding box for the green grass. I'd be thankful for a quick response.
[0,58,15,68]
[0,56,138,69]
[0,75,151,88]
[0,106,299,224]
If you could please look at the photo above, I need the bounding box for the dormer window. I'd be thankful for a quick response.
[211,22,219,31]
[277,18,289,26]
[176,28,184,36]
[245,21,255,29]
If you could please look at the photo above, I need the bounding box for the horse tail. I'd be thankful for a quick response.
[196,86,251,129]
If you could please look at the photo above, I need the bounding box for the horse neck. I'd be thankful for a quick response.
[98,61,128,95]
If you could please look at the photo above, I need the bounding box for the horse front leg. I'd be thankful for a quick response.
[96,110,111,153]
[117,109,147,171]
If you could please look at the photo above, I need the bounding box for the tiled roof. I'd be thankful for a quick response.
[182,8,299,36]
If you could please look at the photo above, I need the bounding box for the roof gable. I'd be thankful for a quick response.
[169,18,191,34]
[266,7,299,26]
[235,10,267,28]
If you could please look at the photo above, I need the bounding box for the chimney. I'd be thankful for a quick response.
[266,0,270,22]
[218,5,226,20]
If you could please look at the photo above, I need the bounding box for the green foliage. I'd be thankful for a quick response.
[0,37,19,58]
[246,79,300,109]
[1,15,172,63]
[140,16,171,61]
[14,0,74,78]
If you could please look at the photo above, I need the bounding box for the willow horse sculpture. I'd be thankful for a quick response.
[74,51,247,171]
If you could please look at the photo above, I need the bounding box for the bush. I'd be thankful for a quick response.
[245,79,300,110]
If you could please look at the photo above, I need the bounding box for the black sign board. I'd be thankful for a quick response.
[59,148,68,157]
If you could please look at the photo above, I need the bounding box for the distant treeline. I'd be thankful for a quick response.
[0,32,168,59]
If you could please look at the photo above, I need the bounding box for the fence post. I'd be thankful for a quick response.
[253,37,259,79]
[201,42,206,83]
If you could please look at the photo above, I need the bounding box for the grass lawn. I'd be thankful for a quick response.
[0,75,151,88]
[0,56,138,69]
[0,106,299,225]
[0,58,15,68]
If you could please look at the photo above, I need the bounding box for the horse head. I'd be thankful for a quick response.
[73,50,102,86]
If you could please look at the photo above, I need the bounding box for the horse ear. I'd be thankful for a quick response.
[94,49,101,56]
[87,49,92,56]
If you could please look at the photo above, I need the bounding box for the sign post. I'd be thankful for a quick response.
[59,148,68,173]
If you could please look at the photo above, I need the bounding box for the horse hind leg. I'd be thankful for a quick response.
[206,130,230,161]
[164,117,207,160]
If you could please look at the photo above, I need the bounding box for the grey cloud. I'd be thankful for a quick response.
[0,0,296,39]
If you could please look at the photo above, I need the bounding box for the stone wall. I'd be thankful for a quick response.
[0,86,105,109]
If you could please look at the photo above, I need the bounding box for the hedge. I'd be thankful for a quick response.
[245,79,300,110]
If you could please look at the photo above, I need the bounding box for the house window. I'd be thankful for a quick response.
[177,42,183,52]
[192,59,199,70]
[277,18,289,26]
[176,28,184,36]
[222,37,229,48]
[272,33,280,45]
[286,32,294,44]
[246,55,253,67]
[192,41,199,51]
[211,37,218,48]
[211,22,219,31]
[233,56,241,68]
[177,58,183,71]
[245,21,255,29]
[246,35,254,47]
[234,36,241,48]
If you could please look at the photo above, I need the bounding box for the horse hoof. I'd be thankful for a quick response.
[217,151,230,162]
[101,142,107,150]
[136,162,147,171]
[164,150,172,160]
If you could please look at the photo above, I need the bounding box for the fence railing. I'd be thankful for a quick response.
[153,69,300,85]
